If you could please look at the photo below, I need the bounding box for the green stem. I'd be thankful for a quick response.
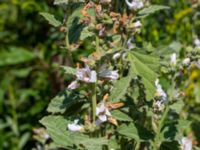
[153,106,169,150]
[91,83,97,124]
[65,29,74,66]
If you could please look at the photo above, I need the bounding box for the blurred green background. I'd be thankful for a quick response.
[0,0,199,149]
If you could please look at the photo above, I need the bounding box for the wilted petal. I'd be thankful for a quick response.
[68,80,79,89]
[96,102,106,115]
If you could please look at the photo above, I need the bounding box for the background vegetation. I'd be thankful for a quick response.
[0,0,199,150]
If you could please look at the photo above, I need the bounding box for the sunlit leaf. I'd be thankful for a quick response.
[139,5,170,16]
[111,110,132,122]
[128,51,159,100]
[40,12,61,27]
[47,89,87,114]
[109,76,132,102]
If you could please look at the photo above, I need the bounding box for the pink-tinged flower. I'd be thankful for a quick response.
[180,137,192,150]
[134,21,142,28]
[68,80,79,90]
[68,119,83,132]
[127,38,135,50]
[76,65,97,83]
[182,58,190,66]
[96,102,111,125]
[99,66,119,80]
[125,0,144,10]
[170,53,177,66]
[155,79,167,102]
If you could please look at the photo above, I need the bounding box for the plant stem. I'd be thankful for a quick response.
[91,83,97,124]
[153,106,169,150]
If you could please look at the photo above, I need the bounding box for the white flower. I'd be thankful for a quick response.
[99,66,119,80]
[155,79,167,102]
[170,53,177,66]
[76,65,97,83]
[194,38,200,48]
[112,52,121,60]
[180,137,192,150]
[195,59,200,68]
[134,21,142,28]
[68,80,79,89]
[96,102,111,125]
[125,0,144,10]
[182,58,190,66]
[127,38,135,50]
[68,119,83,132]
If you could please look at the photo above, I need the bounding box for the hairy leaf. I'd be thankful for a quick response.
[111,110,132,122]
[47,89,87,114]
[128,51,159,100]
[61,66,76,75]
[40,12,61,27]
[40,116,108,149]
[117,123,140,140]
[139,5,170,16]
[109,76,132,102]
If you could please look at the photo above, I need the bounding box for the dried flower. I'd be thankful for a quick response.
[180,137,192,150]
[68,119,84,132]
[125,0,144,10]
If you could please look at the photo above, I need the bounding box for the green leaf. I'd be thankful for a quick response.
[117,123,140,141]
[111,110,132,122]
[170,100,184,114]
[139,5,170,16]
[0,47,35,66]
[128,51,159,100]
[40,12,61,27]
[80,27,95,41]
[40,116,108,149]
[47,89,87,114]
[53,0,68,5]
[109,76,132,102]
[61,66,76,75]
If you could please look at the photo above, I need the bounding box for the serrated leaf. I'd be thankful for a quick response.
[117,123,140,140]
[109,76,132,102]
[111,110,132,122]
[47,89,87,114]
[61,66,76,75]
[128,51,159,100]
[0,47,35,66]
[40,12,61,27]
[40,116,108,149]
[170,100,184,114]
[139,5,170,16]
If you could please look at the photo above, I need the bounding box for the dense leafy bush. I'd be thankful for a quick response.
[38,0,200,150]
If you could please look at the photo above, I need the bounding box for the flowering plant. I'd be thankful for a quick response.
[38,0,200,150]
